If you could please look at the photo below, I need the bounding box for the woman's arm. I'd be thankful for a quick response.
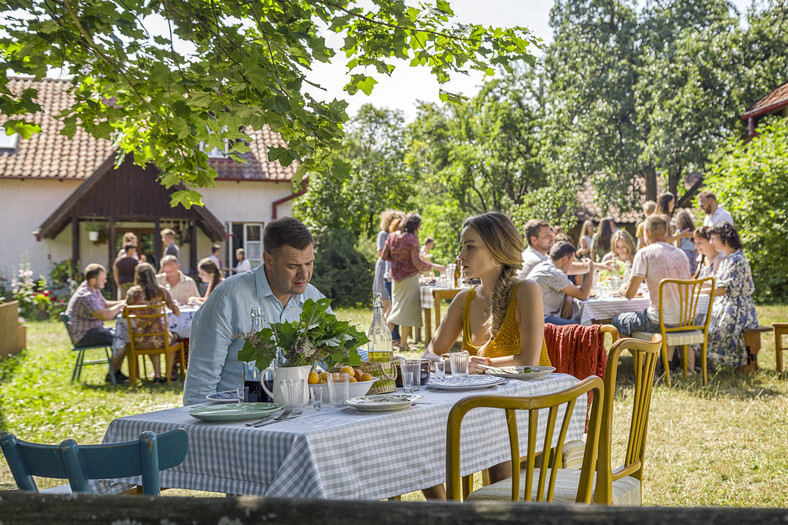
[422,290,467,362]
[408,238,433,273]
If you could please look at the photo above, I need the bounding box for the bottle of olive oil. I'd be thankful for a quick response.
[367,292,393,362]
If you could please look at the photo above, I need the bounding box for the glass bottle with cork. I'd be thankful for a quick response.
[367,292,393,362]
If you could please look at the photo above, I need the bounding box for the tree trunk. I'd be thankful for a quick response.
[668,169,681,197]
[644,165,657,202]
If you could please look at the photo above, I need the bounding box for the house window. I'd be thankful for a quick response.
[230,222,263,271]
[0,127,19,155]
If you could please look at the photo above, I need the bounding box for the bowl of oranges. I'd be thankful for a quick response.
[308,365,378,403]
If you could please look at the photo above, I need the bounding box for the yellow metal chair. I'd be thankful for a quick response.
[446,376,605,503]
[461,335,662,506]
[632,277,714,386]
[123,303,185,385]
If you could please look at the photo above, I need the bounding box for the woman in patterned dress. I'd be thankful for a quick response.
[125,262,180,383]
[706,223,758,368]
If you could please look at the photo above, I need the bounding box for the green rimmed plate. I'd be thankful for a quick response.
[188,402,283,422]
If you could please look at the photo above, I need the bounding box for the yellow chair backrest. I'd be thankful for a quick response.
[446,376,605,503]
[657,277,715,332]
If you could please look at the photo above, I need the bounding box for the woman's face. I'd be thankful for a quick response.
[458,226,496,279]
[695,236,714,258]
[614,239,629,260]
[710,234,725,253]
[198,268,211,282]
[668,198,675,213]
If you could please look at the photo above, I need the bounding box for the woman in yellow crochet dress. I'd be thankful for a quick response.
[422,211,548,372]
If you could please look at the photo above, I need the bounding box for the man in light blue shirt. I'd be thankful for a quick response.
[183,217,325,405]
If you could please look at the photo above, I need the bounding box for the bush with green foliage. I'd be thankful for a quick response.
[705,117,788,304]
[309,229,376,309]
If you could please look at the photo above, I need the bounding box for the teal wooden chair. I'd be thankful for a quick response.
[59,313,116,385]
[0,429,188,495]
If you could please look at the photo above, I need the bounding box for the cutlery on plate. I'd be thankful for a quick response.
[245,408,291,427]
[253,408,295,427]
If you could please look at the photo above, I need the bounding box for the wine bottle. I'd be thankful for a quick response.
[367,292,393,362]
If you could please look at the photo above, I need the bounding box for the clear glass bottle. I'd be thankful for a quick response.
[243,307,265,402]
[367,292,393,362]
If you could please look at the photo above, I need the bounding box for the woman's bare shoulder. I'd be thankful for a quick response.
[515,278,541,295]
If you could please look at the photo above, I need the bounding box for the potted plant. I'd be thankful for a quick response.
[86,219,101,242]
[238,298,368,404]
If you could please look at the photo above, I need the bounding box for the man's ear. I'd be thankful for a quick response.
[263,252,271,267]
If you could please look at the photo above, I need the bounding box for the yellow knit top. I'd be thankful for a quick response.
[462,283,551,366]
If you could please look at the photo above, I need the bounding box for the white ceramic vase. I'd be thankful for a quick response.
[260,364,311,406]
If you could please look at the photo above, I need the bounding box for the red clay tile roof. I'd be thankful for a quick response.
[575,177,645,225]
[0,77,295,182]
[0,77,114,179]
[741,80,788,120]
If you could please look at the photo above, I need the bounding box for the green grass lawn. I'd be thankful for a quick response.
[2,306,788,506]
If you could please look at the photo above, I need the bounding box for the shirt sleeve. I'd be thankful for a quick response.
[631,249,647,278]
[182,289,235,405]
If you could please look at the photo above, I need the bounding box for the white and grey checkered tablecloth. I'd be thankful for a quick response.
[420,285,463,309]
[579,295,710,326]
[98,373,584,500]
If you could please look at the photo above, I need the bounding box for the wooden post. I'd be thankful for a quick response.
[189,220,197,275]
[153,218,161,270]
[71,216,80,270]
[108,218,116,299]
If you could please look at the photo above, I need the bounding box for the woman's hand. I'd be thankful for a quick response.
[434,264,447,273]
[469,356,491,374]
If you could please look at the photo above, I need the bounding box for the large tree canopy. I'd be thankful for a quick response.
[0,0,537,206]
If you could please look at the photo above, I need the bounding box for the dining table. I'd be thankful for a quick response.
[578,292,710,326]
[96,373,585,500]
[113,305,199,351]
[420,283,465,341]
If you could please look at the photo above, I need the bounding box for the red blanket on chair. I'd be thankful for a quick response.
[544,323,607,422]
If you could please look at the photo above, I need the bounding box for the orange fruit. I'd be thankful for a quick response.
[349,377,357,383]
[320,371,329,382]
[354,369,364,381]
[339,366,355,377]
[359,373,373,382]
[319,379,328,384]
[308,371,320,385]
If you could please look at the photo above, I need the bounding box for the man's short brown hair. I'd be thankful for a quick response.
[644,215,667,238]
[84,263,106,281]
[698,190,717,202]
[524,219,550,247]
[263,217,314,254]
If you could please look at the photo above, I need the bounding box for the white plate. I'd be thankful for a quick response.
[206,390,242,403]
[484,366,556,381]
[188,402,283,422]
[345,394,423,412]
[427,375,506,390]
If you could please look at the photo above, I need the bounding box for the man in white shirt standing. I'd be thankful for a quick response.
[613,215,691,362]
[183,217,325,405]
[529,241,594,325]
[699,190,734,227]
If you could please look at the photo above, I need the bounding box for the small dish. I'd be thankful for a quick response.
[345,394,422,412]
[206,390,241,403]
[188,402,283,422]
[427,375,506,390]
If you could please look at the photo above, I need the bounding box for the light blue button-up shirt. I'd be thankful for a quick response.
[183,264,325,405]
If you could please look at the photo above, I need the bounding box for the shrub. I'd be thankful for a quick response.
[309,229,375,309]
[705,117,788,304]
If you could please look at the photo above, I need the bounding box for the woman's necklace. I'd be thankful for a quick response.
[477,289,492,318]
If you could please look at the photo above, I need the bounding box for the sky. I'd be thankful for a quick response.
[307,0,753,122]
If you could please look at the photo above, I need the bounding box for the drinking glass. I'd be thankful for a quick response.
[280,378,305,415]
[327,372,350,407]
[434,360,446,379]
[401,360,420,393]
[236,386,249,403]
[309,384,324,411]
[449,350,470,377]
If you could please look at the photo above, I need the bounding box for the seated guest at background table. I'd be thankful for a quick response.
[529,241,594,325]
[675,209,698,275]
[126,262,180,383]
[602,230,636,271]
[590,217,614,262]
[188,257,223,306]
[235,248,251,274]
[157,255,199,306]
[113,244,138,300]
[382,213,445,351]
[65,263,128,384]
[576,220,594,258]
[692,226,722,278]
[183,217,325,405]
[705,223,758,369]
[636,200,657,251]
[420,237,436,277]
[613,215,691,366]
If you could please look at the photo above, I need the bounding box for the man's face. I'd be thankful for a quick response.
[264,245,315,298]
[699,196,713,215]
[530,226,555,253]
[90,271,107,290]
[161,262,180,284]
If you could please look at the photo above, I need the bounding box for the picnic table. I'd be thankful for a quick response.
[420,284,464,341]
[97,373,585,499]
[113,305,198,351]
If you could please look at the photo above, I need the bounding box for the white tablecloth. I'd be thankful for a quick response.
[98,373,585,499]
[113,306,199,350]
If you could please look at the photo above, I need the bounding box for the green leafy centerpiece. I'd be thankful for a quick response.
[237,298,368,371]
